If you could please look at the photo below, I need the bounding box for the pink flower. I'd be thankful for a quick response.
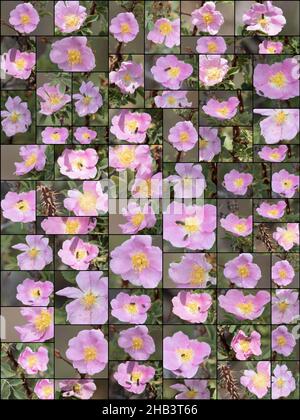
[14,145,46,176]
[119,202,156,234]
[199,55,229,87]
[167,163,206,198]
[114,361,155,394]
[223,254,261,288]
[172,291,213,323]
[41,217,96,234]
[55,1,87,33]
[171,380,210,400]
[12,235,53,270]
[110,110,152,144]
[110,292,151,324]
[258,40,283,54]
[220,213,253,237]
[147,18,180,48]
[168,121,198,152]
[231,330,262,361]
[16,278,53,306]
[256,201,286,220]
[253,109,299,144]
[272,364,296,399]
[15,307,54,342]
[199,127,221,161]
[74,127,97,145]
[109,12,139,43]
[64,181,108,216]
[164,202,216,250]
[272,326,296,356]
[110,235,162,288]
[34,379,54,400]
[56,271,107,324]
[243,1,286,35]
[1,48,35,80]
[41,127,69,144]
[151,55,193,90]
[163,331,211,378]
[118,326,155,360]
[50,36,95,72]
[240,361,270,399]
[1,190,35,223]
[37,83,71,116]
[218,290,270,321]
[272,260,295,287]
[273,223,299,251]
[9,3,40,34]
[131,171,162,198]
[18,346,49,374]
[109,145,152,172]
[57,148,98,180]
[110,61,143,94]
[1,96,32,137]
[66,329,108,375]
[154,91,192,108]
[272,290,299,324]
[59,380,96,400]
[271,169,299,198]
[196,37,227,54]
[223,169,253,196]
[253,58,299,100]
[258,145,288,162]
[191,2,224,35]
[73,81,103,117]
[202,97,239,120]
[169,254,215,288]
[58,237,99,270]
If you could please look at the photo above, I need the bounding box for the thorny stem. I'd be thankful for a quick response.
[6,347,33,399]
[236,89,244,113]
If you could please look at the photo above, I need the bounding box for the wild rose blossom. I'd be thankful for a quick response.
[154,91,192,108]
[240,362,271,399]
[64,181,108,216]
[223,169,253,196]
[256,201,286,220]
[15,307,54,342]
[16,278,53,306]
[110,292,151,324]
[59,380,96,400]
[199,127,221,161]
[73,81,103,117]
[74,127,97,145]
[1,48,35,79]
[172,291,213,323]
[202,97,239,120]
[258,40,283,54]
[243,1,286,35]
[110,61,143,94]
[272,260,295,287]
[272,326,296,356]
[1,190,35,223]
[131,171,162,198]
[272,364,296,399]
[218,290,270,321]
[18,346,49,374]
[271,169,299,198]
[272,290,299,324]
[41,127,69,144]
[196,37,227,54]
[258,145,288,162]
[253,109,299,144]
[14,145,47,176]
[114,361,155,395]
[12,235,53,270]
[109,145,152,172]
[1,96,32,137]
[171,380,210,400]
[41,217,96,235]
[58,237,99,270]
[57,148,98,180]
[118,326,155,360]
[34,379,54,400]
[163,331,211,378]
[109,12,139,43]
[66,329,108,375]
[37,83,71,116]
[273,223,299,251]
[231,330,262,361]
[168,121,198,152]
[151,55,193,90]
[110,110,152,144]
[220,213,253,237]
[9,3,40,34]
[199,55,229,87]
[119,202,156,234]
[223,254,261,288]
[166,163,206,198]
[56,271,108,324]
[110,235,162,288]
[191,2,224,35]
[55,1,87,33]
[147,18,180,48]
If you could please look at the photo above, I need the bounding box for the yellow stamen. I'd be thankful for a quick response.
[20,14,30,25]
[202,12,213,24]
[276,378,285,388]
[132,336,143,350]
[27,355,38,368]
[65,219,80,234]
[14,58,26,71]
[278,269,287,279]
[176,348,194,362]
[131,371,142,383]
[269,71,286,88]
[206,67,222,82]
[217,106,229,117]
[49,95,61,105]
[120,23,131,34]
[124,302,138,314]
[83,346,97,361]
[28,247,40,258]
[190,265,206,286]
[276,335,286,347]
[236,302,254,315]
[10,111,21,123]
[186,301,200,314]
[42,386,53,398]
[79,191,97,212]
[159,21,172,35]
[34,309,52,332]
[131,252,149,272]
[167,96,176,105]
[131,212,145,227]
[67,49,82,65]
[278,301,289,312]
[234,223,247,233]
[30,288,41,298]
[117,148,135,166]
[199,139,208,149]
[274,111,287,125]
[184,216,199,233]
[126,119,138,132]
[82,292,97,309]
[239,339,250,352]
[281,179,292,189]
[207,42,217,53]
[15,200,29,212]
[25,153,37,167]
[252,372,268,389]
[186,389,198,398]
[75,249,87,260]
[50,132,61,141]
[168,67,180,78]
[179,131,189,142]
[65,14,80,28]
[234,178,244,188]
[237,265,250,278]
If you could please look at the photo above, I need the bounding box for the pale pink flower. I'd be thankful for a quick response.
[18,346,49,374]
[273,224,299,251]
[58,237,99,270]
[240,362,271,399]
[220,213,253,237]
[231,330,262,361]
[57,148,98,180]
[64,181,108,216]
[147,18,180,48]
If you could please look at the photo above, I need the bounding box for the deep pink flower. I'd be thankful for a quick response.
[57,148,98,180]
[110,110,151,144]
[272,290,299,324]
[163,331,211,378]
[110,292,151,324]
[258,40,283,54]
[223,253,261,288]
[154,91,192,108]
[258,145,288,162]
[9,3,40,34]
[66,329,108,375]
[15,307,54,342]
[151,55,193,90]
[119,202,156,234]
[73,81,103,117]
[196,37,227,54]
[168,254,215,288]
[74,127,97,145]
[58,237,99,270]
[168,121,198,152]
[1,190,35,223]
[34,379,54,400]
[50,36,95,72]
[41,127,69,144]
[16,278,53,306]
[243,1,286,35]
[37,83,71,116]
[272,364,296,399]
[59,379,96,400]
[199,55,229,87]
[167,163,206,198]
[223,169,253,196]
[1,48,35,79]
[231,330,262,361]
[272,326,296,356]
[202,97,239,120]
[253,109,299,144]
[147,18,180,48]
[273,223,299,251]
[240,362,271,399]
[18,346,49,374]
[109,145,152,172]
[41,217,96,234]
[191,2,224,35]
[110,61,143,94]
[256,201,286,220]
[199,127,221,161]
[55,1,87,33]
[271,169,299,198]
[64,181,108,216]
[172,291,213,323]
[272,260,295,287]
[218,290,270,321]
[1,96,32,137]
[131,171,162,198]
[14,145,46,176]
[12,235,53,270]
[56,271,107,324]
[171,380,210,400]
[114,361,155,394]
[220,213,253,237]
[109,12,139,43]
[118,326,155,360]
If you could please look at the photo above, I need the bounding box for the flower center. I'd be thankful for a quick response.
[83,292,97,309]
[132,336,144,350]
[117,148,135,166]
[20,14,30,24]
[124,302,138,314]
[34,309,52,332]
[179,131,189,142]
[276,378,285,388]
[252,373,268,389]
[42,385,53,398]
[79,191,97,212]
[190,265,206,285]
[234,223,247,233]
[236,302,254,315]
[278,301,289,312]
[131,371,142,383]
[186,301,200,314]
[120,23,131,34]
[10,111,21,123]
[50,132,61,141]
[65,14,80,28]
[14,58,26,71]
[207,42,217,53]
[123,73,132,83]
[234,178,244,188]
[184,216,199,233]
[278,269,287,279]
[168,66,180,78]
[126,119,138,133]
[131,212,145,226]
[276,335,286,347]
[186,389,198,398]
[217,106,229,117]
[237,265,249,278]
[206,67,222,81]
[267,47,276,53]
[283,230,296,242]
[267,209,279,216]
[281,179,292,189]
[73,383,81,393]
[274,111,287,125]
[167,95,176,105]
[67,49,82,65]
[159,21,172,35]
[25,153,37,167]
[83,346,97,361]
[28,247,40,258]
[72,158,86,171]
[239,339,250,353]
[131,252,149,272]
[269,71,286,88]
[202,12,213,24]
[199,138,208,149]
[269,152,280,160]
[31,288,41,298]
[65,219,80,234]
[177,348,194,363]
[15,199,29,212]
[27,355,38,368]
[83,95,92,105]
[75,249,87,260]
